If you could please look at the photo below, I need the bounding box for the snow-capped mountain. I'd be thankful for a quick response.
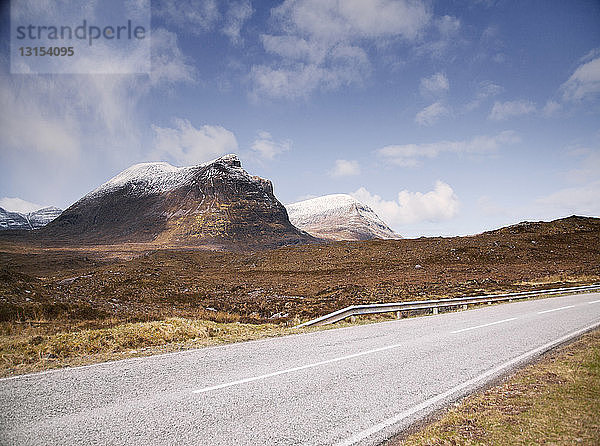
[0,206,62,230]
[286,194,401,241]
[43,154,314,248]
[28,207,63,228]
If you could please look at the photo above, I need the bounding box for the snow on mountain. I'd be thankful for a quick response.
[286,194,401,241]
[28,207,63,228]
[83,154,248,201]
[0,206,62,230]
[43,154,313,247]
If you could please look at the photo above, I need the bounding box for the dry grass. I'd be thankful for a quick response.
[392,329,600,445]
[0,317,302,377]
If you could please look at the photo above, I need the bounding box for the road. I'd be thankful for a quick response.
[1,292,599,446]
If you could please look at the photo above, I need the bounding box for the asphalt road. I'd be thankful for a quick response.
[1,292,599,446]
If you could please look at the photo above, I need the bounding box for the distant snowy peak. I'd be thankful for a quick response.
[84,154,247,201]
[28,207,63,228]
[0,206,62,230]
[286,194,401,241]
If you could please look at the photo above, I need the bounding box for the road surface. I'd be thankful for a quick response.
[1,292,599,446]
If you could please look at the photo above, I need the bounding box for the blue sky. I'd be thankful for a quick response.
[1,0,599,237]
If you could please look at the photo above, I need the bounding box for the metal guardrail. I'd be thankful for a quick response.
[296,284,600,328]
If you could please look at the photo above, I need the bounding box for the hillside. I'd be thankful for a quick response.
[1,215,598,326]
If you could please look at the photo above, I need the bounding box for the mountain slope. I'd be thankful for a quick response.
[27,207,63,229]
[286,194,401,241]
[0,207,30,230]
[0,206,62,230]
[41,154,315,248]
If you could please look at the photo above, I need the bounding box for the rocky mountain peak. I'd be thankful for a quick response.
[286,194,400,241]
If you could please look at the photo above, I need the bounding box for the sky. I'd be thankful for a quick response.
[0,0,599,237]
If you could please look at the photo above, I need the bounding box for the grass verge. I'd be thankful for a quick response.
[390,329,600,445]
[0,318,302,377]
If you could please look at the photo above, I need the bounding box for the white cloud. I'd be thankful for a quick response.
[536,181,600,217]
[250,50,369,100]
[352,181,459,225]
[223,0,253,45]
[150,28,197,85]
[436,15,460,36]
[415,102,449,126]
[377,131,520,167]
[155,0,220,34]
[329,159,360,177]
[416,15,461,58]
[152,119,238,165]
[420,72,449,95]
[0,26,194,164]
[465,81,502,111]
[251,0,430,99]
[489,100,536,120]
[272,0,430,42]
[0,77,81,158]
[251,131,291,160]
[542,100,561,117]
[561,53,600,101]
[0,197,44,214]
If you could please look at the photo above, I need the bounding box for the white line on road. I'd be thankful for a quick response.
[193,341,408,394]
[537,305,575,314]
[450,317,518,334]
[589,300,600,304]
[333,320,600,446]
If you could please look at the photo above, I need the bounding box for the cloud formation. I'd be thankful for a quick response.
[152,119,238,165]
[251,131,291,160]
[415,101,449,126]
[222,0,254,45]
[489,100,536,120]
[465,81,502,111]
[420,72,449,96]
[251,0,431,99]
[377,131,520,167]
[561,50,600,101]
[352,181,459,225]
[329,159,360,177]
[155,0,221,34]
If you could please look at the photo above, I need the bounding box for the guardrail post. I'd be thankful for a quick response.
[395,311,402,319]
[433,307,439,315]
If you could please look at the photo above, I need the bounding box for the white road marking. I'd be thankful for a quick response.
[192,341,408,394]
[450,317,518,334]
[333,320,600,446]
[588,299,600,304]
[537,305,575,314]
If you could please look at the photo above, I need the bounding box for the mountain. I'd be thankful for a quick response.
[286,194,401,241]
[41,154,315,248]
[0,207,30,230]
[0,206,62,230]
[28,207,63,228]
